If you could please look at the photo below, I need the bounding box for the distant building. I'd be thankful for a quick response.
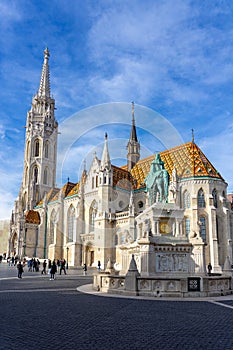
[9,50,233,276]
[227,194,233,210]
[0,220,10,256]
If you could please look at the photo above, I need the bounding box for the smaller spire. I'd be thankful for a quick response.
[130,102,138,142]
[192,128,195,143]
[132,101,135,121]
[101,133,111,170]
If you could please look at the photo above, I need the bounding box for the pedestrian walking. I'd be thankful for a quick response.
[50,260,57,280]
[83,263,87,276]
[60,259,67,275]
[207,263,212,275]
[41,260,47,274]
[36,259,40,272]
[17,261,24,279]
[48,259,52,275]
[28,258,33,272]
[56,259,60,272]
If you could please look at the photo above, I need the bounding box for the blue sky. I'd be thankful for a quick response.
[0,0,233,219]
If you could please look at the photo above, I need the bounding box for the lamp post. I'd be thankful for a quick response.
[66,247,69,270]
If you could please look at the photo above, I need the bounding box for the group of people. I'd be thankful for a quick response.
[8,256,102,279]
[47,259,67,280]
[10,257,67,280]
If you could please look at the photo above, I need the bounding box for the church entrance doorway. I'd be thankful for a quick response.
[85,245,94,266]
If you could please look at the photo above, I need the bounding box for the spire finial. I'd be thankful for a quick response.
[105,132,108,140]
[192,128,195,143]
[44,47,50,59]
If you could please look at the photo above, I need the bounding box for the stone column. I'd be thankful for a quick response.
[208,208,221,273]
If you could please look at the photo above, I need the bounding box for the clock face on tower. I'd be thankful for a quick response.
[160,222,171,234]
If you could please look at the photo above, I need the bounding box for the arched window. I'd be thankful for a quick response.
[68,206,75,242]
[89,201,97,232]
[34,167,38,183]
[45,141,49,158]
[183,191,190,209]
[43,168,48,185]
[198,188,205,208]
[184,217,190,237]
[212,189,217,208]
[35,139,40,157]
[199,216,206,241]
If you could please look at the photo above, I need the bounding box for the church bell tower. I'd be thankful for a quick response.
[20,48,58,211]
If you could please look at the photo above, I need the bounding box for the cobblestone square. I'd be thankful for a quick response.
[1,263,233,350]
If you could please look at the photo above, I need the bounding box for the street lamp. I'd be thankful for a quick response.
[66,247,69,270]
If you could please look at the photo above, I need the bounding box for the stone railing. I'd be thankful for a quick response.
[115,211,129,219]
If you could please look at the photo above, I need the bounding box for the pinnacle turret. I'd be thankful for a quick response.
[101,133,111,170]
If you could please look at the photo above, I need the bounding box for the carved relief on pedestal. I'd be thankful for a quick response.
[153,281,162,291]
[156,253,189,272]
[139,279,151,290]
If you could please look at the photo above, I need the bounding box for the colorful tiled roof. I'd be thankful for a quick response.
[66,182,80,198]
[25,210,40,224]
[112,165,135,190]
[127,142,224,189]
[50,181,76,202]
[36,187,60,206]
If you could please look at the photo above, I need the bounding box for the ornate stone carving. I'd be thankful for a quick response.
[156,253,189,272]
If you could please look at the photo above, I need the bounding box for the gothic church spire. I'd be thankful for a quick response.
[38,47,51,98]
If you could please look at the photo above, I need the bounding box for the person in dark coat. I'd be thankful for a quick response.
[17,261,24,279]
[41,260,47,274]
[50,260,57,280]
[207,263,212,275]
[59,259,67,275]
[83,263,87,276]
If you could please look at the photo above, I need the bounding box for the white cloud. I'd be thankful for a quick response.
[200,124,233,191]
[0,1,22,23]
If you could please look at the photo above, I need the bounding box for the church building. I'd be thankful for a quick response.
[9,49,233,277]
